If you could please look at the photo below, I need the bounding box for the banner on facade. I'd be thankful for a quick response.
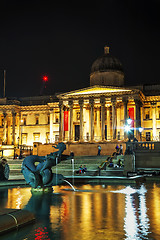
[129,108,134,128]
[64,111,69,131]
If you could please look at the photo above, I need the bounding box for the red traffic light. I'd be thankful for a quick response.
[43,76,48,82]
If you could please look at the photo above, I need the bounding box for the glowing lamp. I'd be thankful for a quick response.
[127,117,132,125]
[43,76,48,82]
[125,125,131,132]
[139,127,143,133]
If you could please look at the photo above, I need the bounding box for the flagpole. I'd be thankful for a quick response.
[3,70,6,98]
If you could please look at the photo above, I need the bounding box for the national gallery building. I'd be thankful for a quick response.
[0,46,160,147]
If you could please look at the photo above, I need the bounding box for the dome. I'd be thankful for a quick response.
[90,46,124,87]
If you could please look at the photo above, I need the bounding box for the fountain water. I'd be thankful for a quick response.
[63,179,76,191]
[55,157,58,185]
[71,158,74,185]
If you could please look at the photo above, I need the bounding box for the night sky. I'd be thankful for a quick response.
[0,0,160,98]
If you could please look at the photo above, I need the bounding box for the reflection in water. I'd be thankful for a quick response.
[0,184,159,240]
[139,192,150,238]
[35,227,50,240]
[124,194,139,239]
[123,185,150,240]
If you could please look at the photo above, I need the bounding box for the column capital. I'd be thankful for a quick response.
[122,96,128,103]
[89,97,94,106]
[3,111,7,118]
[134,99,143,108]
[49,108,54,113]
[111,97,116,104]
[12,111,17,116]
[59,100,63,108]
[68,99,73,107]
[151,101,157,107]
[100,96,105,105]
[79,98,84,107]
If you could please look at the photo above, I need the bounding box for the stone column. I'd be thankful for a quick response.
[89,98,94,142]
[107,107,111,140]
[135,99,141,140]
[97,107,101,140]
[79,99,84,142]
[111,98,117,140]
[50,109,53,143]
[151,102,157,140]
[123,97,128,140]
[17,113,20,146]
[68,100,73,142]
[100,97,105,141]
[12,111,16,145]
[3,112,7,144]
[59,101,64,142]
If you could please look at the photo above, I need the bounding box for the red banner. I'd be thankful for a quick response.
[129,108,134,128]
[64,111,69,131]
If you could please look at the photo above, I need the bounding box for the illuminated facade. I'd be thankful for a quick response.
[0,46,160,147]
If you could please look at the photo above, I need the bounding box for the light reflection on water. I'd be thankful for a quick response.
[0,183,160,240]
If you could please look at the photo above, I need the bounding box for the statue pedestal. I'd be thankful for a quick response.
[123,154,135,176]
[31,187,53,194]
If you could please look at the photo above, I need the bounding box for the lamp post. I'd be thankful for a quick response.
[139,127,143,141]
[125,117,132,141]
[20,119,24,145]
[17,137,20,148]
[127,117,132,125]
[19,119,24,159]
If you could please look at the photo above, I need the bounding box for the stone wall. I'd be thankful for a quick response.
[33,142,126,156]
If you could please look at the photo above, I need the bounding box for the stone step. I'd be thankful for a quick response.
[7,156,109,178]
[9,175,25,180]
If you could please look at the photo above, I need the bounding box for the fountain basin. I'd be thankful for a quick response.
[0,209,35,235]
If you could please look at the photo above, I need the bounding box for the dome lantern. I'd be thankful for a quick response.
[104,45,110,54]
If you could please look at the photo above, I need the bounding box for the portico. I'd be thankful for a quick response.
[57,85,143,142]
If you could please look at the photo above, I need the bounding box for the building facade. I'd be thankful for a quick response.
[0,46,160,147]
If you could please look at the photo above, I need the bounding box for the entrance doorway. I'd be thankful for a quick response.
[105,125,107,140]
[75,125,80,141]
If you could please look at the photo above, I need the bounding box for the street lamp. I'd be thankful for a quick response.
[125,117,132,141]
[127,117,132,125]
[20,119,24,145]
[139,127,143,141]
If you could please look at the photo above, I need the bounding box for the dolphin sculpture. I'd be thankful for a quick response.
[21,142,68,188]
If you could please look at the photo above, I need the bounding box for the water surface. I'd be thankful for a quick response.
[0,183,160,240]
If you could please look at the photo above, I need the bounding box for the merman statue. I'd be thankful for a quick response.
[21,142,68,191]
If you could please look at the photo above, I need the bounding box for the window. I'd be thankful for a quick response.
[55,135,59,142]
[21,117,26,125]
[144,108,150,120]
[145,112,150,119]
[146,132,151,141]
[76,111,80,121]
[35,117,39,125]
[48,116,50,124]
[22,115,27,125]
[55,113,59,123]
[22,133,27,145]
[46,132,50,143]
[33,133,40,142]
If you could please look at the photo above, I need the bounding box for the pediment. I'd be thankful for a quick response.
[57,85,135,99]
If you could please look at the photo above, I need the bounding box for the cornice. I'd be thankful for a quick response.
[145,96,160,102]
[20,105,50,113]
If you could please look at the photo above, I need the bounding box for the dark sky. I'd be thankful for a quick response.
[0,0,160,97]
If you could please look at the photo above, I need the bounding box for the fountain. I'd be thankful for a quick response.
[63,179,76,191]
[21,142,71,192]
